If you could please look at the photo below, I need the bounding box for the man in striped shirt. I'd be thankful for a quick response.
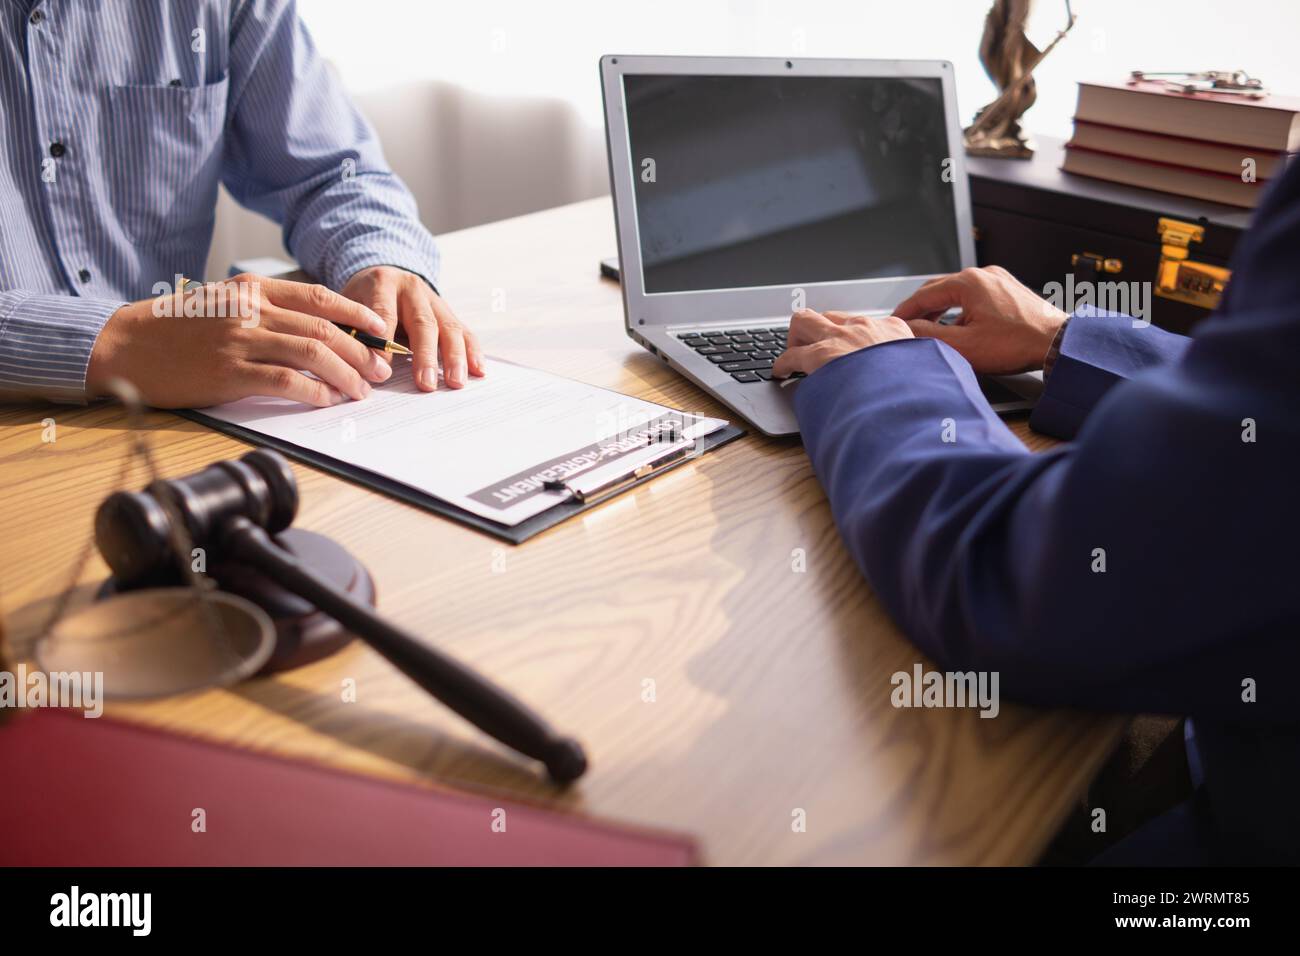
[0,0,481,406]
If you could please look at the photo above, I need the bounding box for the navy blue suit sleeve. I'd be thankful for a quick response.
[1028,307,1190,439]
[793,162,1300,726]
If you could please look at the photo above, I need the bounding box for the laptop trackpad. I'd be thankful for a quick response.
[980,371,1043,413]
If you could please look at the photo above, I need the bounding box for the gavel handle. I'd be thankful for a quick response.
[219,516,587,784]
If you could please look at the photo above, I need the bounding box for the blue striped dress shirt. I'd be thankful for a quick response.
[0,0,441,401]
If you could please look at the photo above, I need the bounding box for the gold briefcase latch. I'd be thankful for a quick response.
[1071,251,1124,274]
[1155,217,1230,310]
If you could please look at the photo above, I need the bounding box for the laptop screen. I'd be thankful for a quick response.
[622,73,962,295]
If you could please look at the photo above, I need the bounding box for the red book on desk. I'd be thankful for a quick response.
[0,709,696,866]
[1073,79,1300,152]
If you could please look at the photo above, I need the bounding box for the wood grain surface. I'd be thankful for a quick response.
[0,198,1122,865]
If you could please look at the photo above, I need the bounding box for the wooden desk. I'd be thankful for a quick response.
[0,198,1123,865]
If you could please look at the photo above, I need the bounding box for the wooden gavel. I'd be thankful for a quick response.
[94,449,587,784]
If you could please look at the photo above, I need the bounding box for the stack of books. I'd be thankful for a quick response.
[1062,78,1299,208]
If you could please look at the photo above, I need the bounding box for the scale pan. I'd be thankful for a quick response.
[35,589,275,700]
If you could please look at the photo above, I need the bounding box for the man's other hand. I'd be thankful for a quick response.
[772,308,913,378]
[86,274,395,408]
[894,266,1068,374]
[340,266,484,391]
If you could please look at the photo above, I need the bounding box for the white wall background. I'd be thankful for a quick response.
[207,0,1300,278]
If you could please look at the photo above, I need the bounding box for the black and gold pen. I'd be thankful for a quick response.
[333,323,413,356]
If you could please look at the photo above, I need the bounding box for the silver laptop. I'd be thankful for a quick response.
[600,55,1039,437]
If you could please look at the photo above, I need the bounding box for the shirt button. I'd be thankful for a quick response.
[29,10,44,25]
[78,269,92,283]
[49,141,66,158]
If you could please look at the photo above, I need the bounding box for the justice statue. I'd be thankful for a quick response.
[964,0,1077,158]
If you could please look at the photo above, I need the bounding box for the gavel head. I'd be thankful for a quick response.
[95,449,298,587]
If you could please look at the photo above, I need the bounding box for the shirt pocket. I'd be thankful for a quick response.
[104,74,229,245]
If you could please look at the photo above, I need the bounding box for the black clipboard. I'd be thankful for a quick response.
[174,409,745,544]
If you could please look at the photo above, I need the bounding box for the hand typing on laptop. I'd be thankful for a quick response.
[772,309,913,379]
[772,267,1069,379]
[894,266,1069,374]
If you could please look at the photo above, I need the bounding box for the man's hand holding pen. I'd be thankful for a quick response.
[86,269,483,409]
[340,265,485,391]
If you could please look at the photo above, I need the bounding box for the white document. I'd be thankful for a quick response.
[197,359,728,527]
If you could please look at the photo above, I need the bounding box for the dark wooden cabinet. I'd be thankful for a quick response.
[968,137,1254,335]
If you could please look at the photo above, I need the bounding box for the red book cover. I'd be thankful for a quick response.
[1072,117,1291,153]
[1085,77,1300,116]
[0,709,696,866]
[1074,79,1300,152]
[1064,142,1271,184]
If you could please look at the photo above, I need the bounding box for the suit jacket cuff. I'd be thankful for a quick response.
[1029,305,1190,440]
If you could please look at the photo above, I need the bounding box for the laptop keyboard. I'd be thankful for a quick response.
[675,326,788,383]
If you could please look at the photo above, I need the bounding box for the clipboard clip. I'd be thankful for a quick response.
[542,429,698,505]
